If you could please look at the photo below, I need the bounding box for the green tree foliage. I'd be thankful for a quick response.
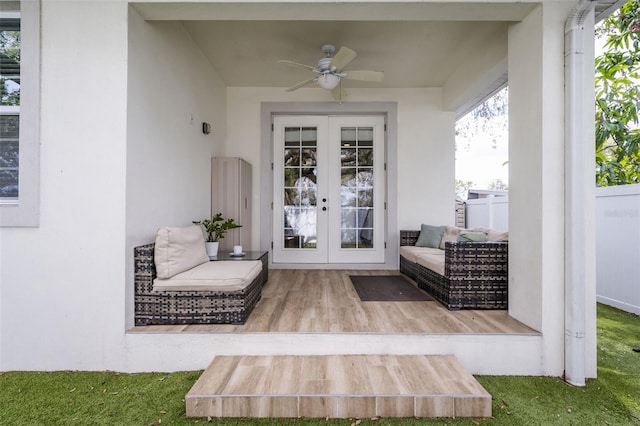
[595,0,640,186]
[488,178,509,191]
[455,179,474,199]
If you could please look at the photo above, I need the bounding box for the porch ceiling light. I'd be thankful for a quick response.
[315,73,341,90]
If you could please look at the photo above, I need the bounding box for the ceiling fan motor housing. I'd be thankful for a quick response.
[317,57,333,72]
[321,44,336,57]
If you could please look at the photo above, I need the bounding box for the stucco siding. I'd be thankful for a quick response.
[1,0,129,370]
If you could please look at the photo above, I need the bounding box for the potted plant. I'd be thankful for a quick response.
[193,212,242,257]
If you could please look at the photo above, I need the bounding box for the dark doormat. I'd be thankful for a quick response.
[349,275,434,302]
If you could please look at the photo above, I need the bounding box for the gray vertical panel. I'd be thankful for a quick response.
[212,157,253,252]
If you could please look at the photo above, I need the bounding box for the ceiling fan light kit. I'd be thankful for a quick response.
[279,43,384,100]
[316,73,341,90]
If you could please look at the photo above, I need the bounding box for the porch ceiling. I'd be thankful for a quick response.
[595,0,628,21]
[133,1,619,105]
[183,20,509,88]
[135,2,535,91]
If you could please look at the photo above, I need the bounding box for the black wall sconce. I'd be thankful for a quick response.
[202,122,211,135]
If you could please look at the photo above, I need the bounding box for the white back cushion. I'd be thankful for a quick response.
[154,225,209,279]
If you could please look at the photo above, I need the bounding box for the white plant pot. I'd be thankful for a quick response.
[205,241,219,258]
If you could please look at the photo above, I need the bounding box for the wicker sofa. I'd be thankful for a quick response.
[134,226,268,326]
[400,229,508,310]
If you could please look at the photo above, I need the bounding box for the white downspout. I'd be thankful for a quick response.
[564,0,595,387]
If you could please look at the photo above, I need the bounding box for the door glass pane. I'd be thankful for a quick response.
[301,148,316,166]
[283,126,317,249]
[301,167,317,185]
[341,168,356,187]
[284,147,300,167]
[358,189,373,207]
[341,188,356,207]
[339,127,375,249]
[341,147,356,167]
[284,168,299,187]
[358,148,373,166]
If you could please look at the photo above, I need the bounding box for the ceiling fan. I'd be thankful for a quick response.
[278,44,384,100]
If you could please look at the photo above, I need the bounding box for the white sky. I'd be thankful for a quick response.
[455,131,509,189]
[455,100,509,191]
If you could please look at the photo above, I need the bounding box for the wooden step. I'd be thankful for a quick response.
[186,355,491,419]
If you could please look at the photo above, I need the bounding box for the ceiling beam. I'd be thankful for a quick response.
[133,2,538,22]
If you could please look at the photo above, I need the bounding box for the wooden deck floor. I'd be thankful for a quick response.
[131,269,535,334]
[186,354,492,418]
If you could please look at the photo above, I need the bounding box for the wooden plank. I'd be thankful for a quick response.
[186,355,492,419]
[131,269,537,335]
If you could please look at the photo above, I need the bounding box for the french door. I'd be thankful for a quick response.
[272,115,385,264]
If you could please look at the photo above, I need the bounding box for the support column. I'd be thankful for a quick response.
[564,1,597,385]
[508,5,569,376]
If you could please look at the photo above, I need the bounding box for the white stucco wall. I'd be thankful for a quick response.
[0,1,129,370]
[509,4,566,376]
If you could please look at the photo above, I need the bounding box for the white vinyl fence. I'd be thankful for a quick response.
[462,185,640,314]
[596,183,640,315]
[464,196,509,232]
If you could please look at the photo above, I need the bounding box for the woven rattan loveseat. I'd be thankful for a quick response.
[134,243,267,326]
[400,230,508,310]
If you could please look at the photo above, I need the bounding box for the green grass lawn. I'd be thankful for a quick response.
[1,303,639,425]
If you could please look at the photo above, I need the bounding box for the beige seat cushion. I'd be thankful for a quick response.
[400,246,420,263]
[153,260,262,292]
[471,227,509,242]
[154,225,210,279]
[400,246,442,264]
[415,249,446,276]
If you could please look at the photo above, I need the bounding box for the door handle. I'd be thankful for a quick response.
[322,207,327,211]
[322,198,327,203]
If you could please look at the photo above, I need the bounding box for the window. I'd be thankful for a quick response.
[0,1,40,226]
[0,12,20,201]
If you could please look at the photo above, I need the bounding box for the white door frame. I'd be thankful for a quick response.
[260,102,399,270]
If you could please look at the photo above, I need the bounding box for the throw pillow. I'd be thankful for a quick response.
[457,231,489,242]
[439,225,466,249]
[415,224,446,248]
[154,225,210,279]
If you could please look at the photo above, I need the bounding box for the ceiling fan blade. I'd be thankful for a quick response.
[278,60,316,71]
[344,70,385,83]
[286,78,316,92]
[330,46,357,71]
